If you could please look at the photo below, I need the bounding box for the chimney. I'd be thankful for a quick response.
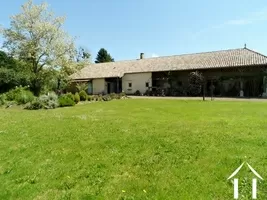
[140,53,144,59]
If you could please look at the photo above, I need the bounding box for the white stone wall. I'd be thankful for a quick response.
[92,78,106,94]
[122,72,152,94]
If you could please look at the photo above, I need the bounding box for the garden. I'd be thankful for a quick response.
[0,85,127,110]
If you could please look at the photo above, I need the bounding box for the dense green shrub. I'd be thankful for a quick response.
[74,92,80,104]
[6,86,33,103]
[66,92,75,101]
[79,90,87,101]
[134,90,141,96]
[39,92,59,109]
[58,95,75,107]
[144,89,150,96]
[6,88,20,101]
[0,94,6,106]
[25,98,43,110]
[15,90,34,105]
[25,92,58,110]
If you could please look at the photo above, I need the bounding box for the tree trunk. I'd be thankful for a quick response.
[31,78,41,96]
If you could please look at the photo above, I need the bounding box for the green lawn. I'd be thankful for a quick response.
[1,99,267,200]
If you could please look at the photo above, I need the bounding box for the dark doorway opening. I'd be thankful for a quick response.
[105,77,122,94]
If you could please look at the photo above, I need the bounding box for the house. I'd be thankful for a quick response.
[70,47,267,97]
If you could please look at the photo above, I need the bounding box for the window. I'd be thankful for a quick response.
[128,83,132,88]
[146,82,149,87]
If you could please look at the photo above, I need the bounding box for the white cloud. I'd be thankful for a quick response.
[191,8,267,39]
[224,8,267,26]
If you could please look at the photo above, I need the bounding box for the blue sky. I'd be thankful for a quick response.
[1,0,267,61]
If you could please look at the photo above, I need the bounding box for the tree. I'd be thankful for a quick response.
[0,51,31,93]
[95,48,114,63]
[1,0,77,95]
[188,71,205,100]
[76,47,91,62]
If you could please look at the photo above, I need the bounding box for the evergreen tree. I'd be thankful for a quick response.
[95,48,114,63]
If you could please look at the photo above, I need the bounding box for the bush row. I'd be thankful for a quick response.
[0,88,127,110]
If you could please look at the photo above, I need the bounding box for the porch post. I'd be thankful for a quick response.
[262,74,267,97]
[203,78,206,101]
[117,77,119,94]
[240,78,244,97]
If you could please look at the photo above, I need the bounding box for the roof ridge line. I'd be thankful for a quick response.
[91,48,246,65]
[245,48,267,59]
[141,48,245,60]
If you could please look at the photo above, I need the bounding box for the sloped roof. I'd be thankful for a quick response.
[71,48,267,80]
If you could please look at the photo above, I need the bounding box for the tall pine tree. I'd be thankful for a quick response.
[95,48,114,63]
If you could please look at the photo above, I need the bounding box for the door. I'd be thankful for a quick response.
[87,81,93,94]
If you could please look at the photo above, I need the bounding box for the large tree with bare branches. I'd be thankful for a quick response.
[1,0,77,95]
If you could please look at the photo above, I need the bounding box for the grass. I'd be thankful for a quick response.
[1,99,267,199]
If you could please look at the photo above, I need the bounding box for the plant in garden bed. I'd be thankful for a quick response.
[134,90,141,96]
[91,95,97,101]
[74,92,80,104]
[5,86,34,104]
[79,90,87,101]
[58,94,75,107]
[120,91,126,97]
[40,92,59,109]
[75,83,88,92]
[102,95,112,101]
[110,93,117,100]
[66,92,75,101]
[98,94,103,101]
[119,92,127,99]
[25,98,43,110]
[0,94,6,106]
[25,92,59,110]
[87,95,93,101]
[15,90,34,105]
